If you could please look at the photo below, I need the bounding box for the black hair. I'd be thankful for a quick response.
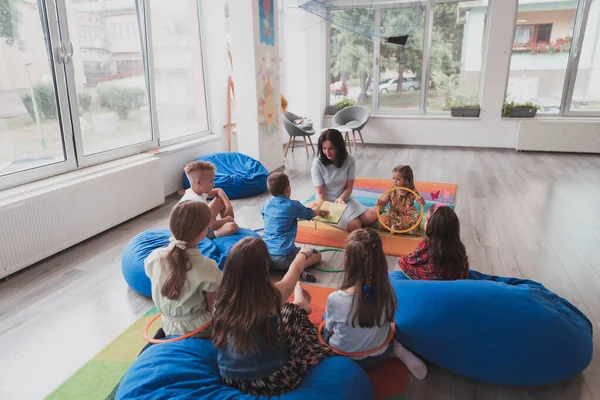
[317,128,348,168]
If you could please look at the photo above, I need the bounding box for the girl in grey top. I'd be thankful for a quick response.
[311,129,378,231]
[324,229,427,380]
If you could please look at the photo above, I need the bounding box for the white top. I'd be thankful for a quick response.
[325,290,391,360]
[311,154,356,201]
[311,154,366,230]
[180,188,208,204]
[144,248,222,336]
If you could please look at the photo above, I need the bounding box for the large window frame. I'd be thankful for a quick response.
[0,0,211,190]
[506,0,600,118]
[325,0,489,115]
[559,0,596,117]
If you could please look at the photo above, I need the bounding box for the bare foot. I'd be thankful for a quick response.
[393,341,427,380]
[293,283,313,315]
[302,288,312,304]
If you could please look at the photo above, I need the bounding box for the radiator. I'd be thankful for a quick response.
[0,157,165,279]
[516,120,600,153]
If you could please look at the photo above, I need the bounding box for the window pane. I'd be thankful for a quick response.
[150,0,209,141]
[329,9,374,111]
[506,1,577,114]
[67,0,152,155]
[428,1,488,111]
[0,1,66,177]
[570,0,600,112]
[379,6,425,111]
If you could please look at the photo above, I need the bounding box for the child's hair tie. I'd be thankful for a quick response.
[433,203,447,212]
[169,236,187,250]
[363,285,375,302]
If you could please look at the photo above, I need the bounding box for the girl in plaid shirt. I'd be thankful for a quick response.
[398,205,469,280]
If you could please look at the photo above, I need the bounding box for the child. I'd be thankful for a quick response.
[261,172,329,283]
[182,161,239,238]
[212,238,332,396]
[377,165,425,235]
[398,204,469,280]
[144,200,223,339]
[325,228,427,380]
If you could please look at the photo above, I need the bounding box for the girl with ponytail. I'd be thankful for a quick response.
[324,228,427,379]
[144,200,221,338]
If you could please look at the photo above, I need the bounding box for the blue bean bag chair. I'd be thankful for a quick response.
[184,152,268,200]
[122,228,260,297]
[116,338,373,400]
[390,270,593,386]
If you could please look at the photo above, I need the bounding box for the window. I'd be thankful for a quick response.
[149,0,209,141]
[514,24,553,47]
[537,24,553,42]
[0,0,210,190]
[569,0,600,113]
[379,6,425,111]
[329,9,374,111]
[0,0,74,182]
[428,1,487,111]
[506,0,600,117]
[327,0,489,114]
[506,1,577,114]
[67,0,152,157]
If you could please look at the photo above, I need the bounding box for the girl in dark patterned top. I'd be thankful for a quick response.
[398,205,469,280]
[212,237,332,396]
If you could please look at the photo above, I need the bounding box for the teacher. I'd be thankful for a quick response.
[311,129,378,232]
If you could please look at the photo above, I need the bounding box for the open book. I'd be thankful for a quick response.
[309,199,348,224]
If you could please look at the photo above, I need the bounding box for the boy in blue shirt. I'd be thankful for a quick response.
[261,172,329,282]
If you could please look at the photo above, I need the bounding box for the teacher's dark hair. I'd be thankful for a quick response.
[318,128,348,168]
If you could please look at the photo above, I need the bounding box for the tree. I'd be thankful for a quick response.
[330,9,374,105]
[379,7,423,95]
[0,0,25,50]
[328,3,465,102]
[379,3,462,95]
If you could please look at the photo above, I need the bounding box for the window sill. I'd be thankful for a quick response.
[1,135,222,203]
[149,134,222,156]
[502,116,600,122]
[324,113,480,121]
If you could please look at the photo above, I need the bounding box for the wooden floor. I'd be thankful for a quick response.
[1,146,599,399]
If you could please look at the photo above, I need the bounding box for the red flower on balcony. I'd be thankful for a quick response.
[513,37,571,55]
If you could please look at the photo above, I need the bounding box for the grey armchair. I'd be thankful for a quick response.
[332,106,370,153]
[283,111,316,157]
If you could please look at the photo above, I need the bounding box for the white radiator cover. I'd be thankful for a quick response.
[516,120,600,153]
[0,157,164,278]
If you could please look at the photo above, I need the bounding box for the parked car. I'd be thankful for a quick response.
[379,77,420,93]
[530,97,560,114]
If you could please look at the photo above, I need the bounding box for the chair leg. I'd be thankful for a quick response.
[307,135,316,154]
[358,130,365,148]
[284,135,293,157]
[352,131,357,153]
[291,136,295,153]
[345,131,352,153]
[303,136,309,157]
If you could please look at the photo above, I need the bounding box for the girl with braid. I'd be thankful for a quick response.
[324,228,427,380]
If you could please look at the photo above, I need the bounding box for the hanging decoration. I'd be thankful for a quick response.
[299,0,425,40]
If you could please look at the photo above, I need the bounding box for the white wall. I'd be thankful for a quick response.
[279,0,327,144]
[228,0,284,172]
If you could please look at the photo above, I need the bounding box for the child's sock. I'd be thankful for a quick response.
[392,341,427,380]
